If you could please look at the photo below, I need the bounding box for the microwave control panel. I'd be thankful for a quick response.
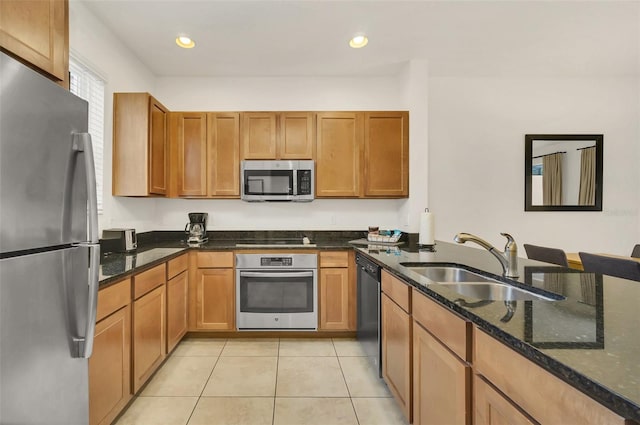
[297,170,312,195]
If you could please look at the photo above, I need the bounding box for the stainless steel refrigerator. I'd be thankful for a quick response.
[0,51,100,424]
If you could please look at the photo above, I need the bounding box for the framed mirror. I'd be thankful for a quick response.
[525,134,603,211]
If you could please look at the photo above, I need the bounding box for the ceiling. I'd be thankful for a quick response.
[80,0,640,78]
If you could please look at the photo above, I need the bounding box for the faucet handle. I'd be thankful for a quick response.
[500,232,515,243]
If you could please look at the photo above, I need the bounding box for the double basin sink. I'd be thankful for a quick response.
[399,263,562,301]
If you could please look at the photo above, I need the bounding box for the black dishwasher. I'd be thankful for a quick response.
[356,253,382,378]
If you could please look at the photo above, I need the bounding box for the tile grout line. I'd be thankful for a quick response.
[184,338,229,425]
[272,338,280,425]
[333,338,361,425]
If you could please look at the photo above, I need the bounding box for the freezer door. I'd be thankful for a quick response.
[0,245,98,425]
[0,51,92,253]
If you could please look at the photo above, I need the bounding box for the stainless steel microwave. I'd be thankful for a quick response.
[241,160,314,202]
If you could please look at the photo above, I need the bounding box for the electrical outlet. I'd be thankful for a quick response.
[330,215,337,225]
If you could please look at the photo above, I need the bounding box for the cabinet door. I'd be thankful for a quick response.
[195,268,235,330]
[319,267,350,330]
[381,294,412,423]
[133,285,166,393]
[242,112,277,159]
[208,112,240,197]
[413,322,471,425]
[0,0,68,83]
[364,112,409,197]
[149,97,168,195]
[89,305,131,425]
[167,270,188,353]
[474,375,536,425]
[278,112,314,159]
[175,112,207,196]
[316,112,363,197]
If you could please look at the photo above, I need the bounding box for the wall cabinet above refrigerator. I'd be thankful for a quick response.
[112,93,169,197]
[0,0,69,88]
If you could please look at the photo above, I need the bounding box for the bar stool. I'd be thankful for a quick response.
[579,252,640,282]
[523,244,569,267]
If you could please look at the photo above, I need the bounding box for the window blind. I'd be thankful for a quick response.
[69,59,105,214]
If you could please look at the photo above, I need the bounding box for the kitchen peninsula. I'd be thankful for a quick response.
[95,231,640,425]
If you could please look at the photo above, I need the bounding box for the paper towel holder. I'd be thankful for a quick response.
[419,208,437,252]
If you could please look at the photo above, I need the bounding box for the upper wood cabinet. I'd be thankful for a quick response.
[316,111,408,198]
[208,113,240,197]
[364,112,409,197]
[0,0,69,87]
[278,112,314,159]
[113,93,169,196]
[171,112,207,197]
[169,112,240,198]
[242,112,277,159]
[241,112,314,160]
[316,112,364,197]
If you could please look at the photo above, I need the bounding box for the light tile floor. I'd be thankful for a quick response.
[116,338,408,425]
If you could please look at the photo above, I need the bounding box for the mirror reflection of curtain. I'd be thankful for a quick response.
[543,273,564,294]
[542,153,563,205]
[578,147,596,205]
[579,273,596,306]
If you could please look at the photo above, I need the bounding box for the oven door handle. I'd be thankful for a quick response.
[240,271,314,278]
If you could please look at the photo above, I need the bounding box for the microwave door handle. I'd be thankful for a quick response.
[292,170,298,195]
[240,271,314,278]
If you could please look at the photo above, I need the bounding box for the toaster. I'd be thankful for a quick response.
[101,228,137,253]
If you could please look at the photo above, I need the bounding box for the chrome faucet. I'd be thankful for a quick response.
[454,232,519,278]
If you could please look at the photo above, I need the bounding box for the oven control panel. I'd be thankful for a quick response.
[260,257,293,267]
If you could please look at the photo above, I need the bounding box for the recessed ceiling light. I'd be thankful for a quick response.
[176,35,195,49]
[349,34,368,49]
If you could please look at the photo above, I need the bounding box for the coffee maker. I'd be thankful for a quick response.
[185,212,208,244]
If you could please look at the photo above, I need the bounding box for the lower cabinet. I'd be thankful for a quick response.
[381,293,412,422]
[132,284,166,392]
[474,375,536,425]
[412,288,472,425]
[195,268,235,330]
[191,250,235,330]
[474,328,627,425]
[318,251,355,331]
[89,278,132,425]
[167,254,189,352]
[413,321,471,425]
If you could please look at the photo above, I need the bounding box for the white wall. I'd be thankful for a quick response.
[69,1,158,232]
[428,76,639,255]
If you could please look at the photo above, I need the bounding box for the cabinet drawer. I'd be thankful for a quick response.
[167,254,188,280]
[412,288,470,361]
[197,251,234,268]
[319,251,349,268]
[474,329,626,425]
[381,270,410,313]
[96,278,131,322]
[134,264,166,300]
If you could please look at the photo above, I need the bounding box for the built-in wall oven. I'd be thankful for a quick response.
[236,253,318,330]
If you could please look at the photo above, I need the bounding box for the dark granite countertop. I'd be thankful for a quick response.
[99,230,365,286]
[357,241,640,422]
[97,230,639,421]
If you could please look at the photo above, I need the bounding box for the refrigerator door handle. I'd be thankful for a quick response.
[72,133,98,243]
[71,243,100,358]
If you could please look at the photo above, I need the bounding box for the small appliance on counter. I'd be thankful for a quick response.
[185,212,208,244]
[101,228,137,253]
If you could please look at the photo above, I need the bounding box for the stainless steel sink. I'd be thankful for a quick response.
[401,266,493,283]
[399,264,560,301]
[436,282,556,301]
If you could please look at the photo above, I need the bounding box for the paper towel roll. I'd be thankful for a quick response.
[419,211,435,245]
